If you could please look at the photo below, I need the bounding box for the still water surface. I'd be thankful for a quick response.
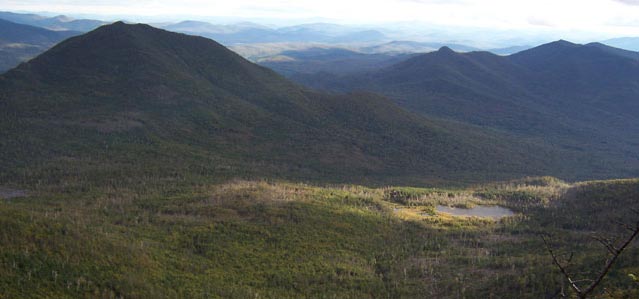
[436,205,514,219]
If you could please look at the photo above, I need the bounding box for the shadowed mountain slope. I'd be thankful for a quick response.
[0,22,593,186]
[287,42,639,180]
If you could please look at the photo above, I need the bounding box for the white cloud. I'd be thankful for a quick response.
[614,0,639,5]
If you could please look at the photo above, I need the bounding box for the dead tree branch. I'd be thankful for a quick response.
[542,220,639,299]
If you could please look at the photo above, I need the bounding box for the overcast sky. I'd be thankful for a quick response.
[3,0,639,36]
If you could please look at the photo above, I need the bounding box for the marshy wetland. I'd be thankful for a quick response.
[3,176,637,298]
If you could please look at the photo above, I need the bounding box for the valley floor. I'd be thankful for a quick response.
[1,177,638,298]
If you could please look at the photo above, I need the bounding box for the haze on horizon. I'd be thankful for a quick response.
[3,0,639,38]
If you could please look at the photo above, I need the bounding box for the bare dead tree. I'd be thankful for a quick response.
[541,213,639,299]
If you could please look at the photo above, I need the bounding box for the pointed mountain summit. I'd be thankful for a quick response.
[1,22,563,184]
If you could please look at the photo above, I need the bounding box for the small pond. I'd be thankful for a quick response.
[435,205,514,220]
[0,188,27,200]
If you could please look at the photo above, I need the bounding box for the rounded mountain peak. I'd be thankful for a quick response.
[438,46,455,54]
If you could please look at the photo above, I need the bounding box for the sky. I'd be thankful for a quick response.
[2,0,639,37]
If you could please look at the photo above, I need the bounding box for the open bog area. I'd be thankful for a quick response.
[2,177,638,298]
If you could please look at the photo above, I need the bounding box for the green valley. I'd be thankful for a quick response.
[0,19,638,299]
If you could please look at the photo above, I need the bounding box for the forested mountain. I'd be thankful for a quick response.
[1,15,638,299]
[289,41,639,180]
[0,22,594,186]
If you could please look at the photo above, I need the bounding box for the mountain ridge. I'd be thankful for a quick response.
[284,40,639,180]
[1,22,590,186]
[0,11,106,31]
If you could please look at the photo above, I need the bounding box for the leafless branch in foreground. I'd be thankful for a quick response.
[541,218,639,299]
